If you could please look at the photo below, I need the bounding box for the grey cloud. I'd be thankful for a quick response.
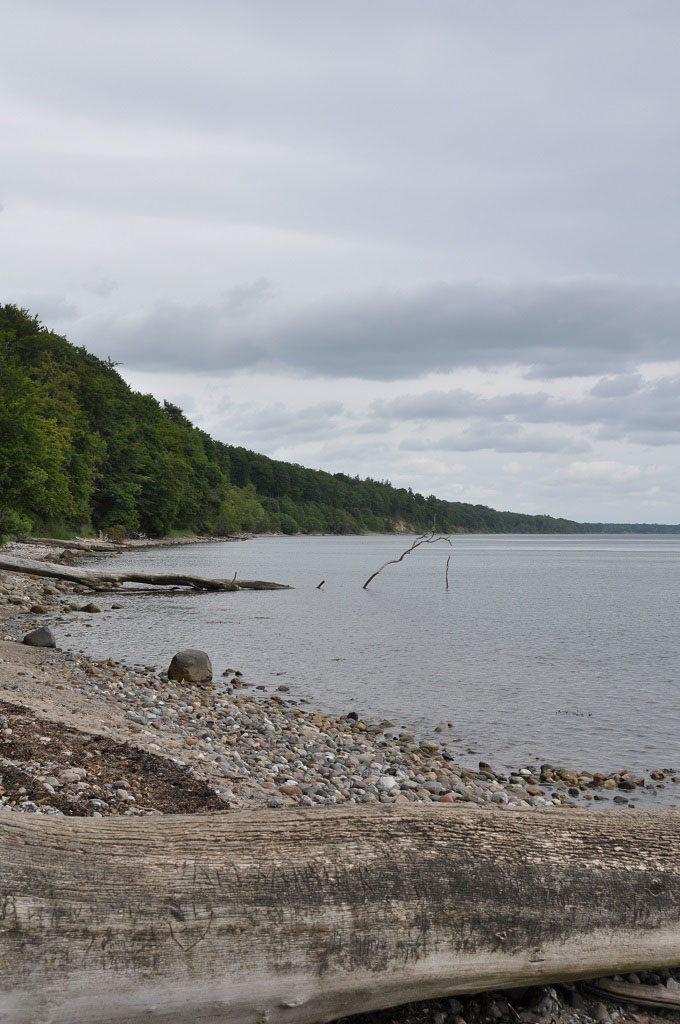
[106,296,267,373]
[96,280,680,380]
[551,376,680,441]
[401,422,589,455]
[221,279,272,319]
[4,2,680,277]
[356,420,392,435]
[19,295,80,323]
[213,400,345,447]
[85,277,117,297]
[590,374,644,398]
[372,373,680,446]
[626,431,680,447]
[372,389,551,420]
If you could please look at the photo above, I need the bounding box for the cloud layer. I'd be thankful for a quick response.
[96,279,680,382]
[2,1,680,521]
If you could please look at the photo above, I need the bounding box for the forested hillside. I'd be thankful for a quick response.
[1,305,676,539]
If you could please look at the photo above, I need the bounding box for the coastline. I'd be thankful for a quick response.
[0,540,677,817]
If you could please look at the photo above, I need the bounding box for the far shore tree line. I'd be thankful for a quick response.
[1,304,678,543]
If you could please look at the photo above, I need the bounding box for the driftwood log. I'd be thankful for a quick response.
[1,805,679,1024]
[21,537,124,552]
[0,554,291,592]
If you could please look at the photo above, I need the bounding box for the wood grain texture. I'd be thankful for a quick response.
[0,554,291,592]
[1,805,679,1024]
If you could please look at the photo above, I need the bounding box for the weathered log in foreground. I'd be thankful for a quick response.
[0,554,291,591]
[1,805,679,1024]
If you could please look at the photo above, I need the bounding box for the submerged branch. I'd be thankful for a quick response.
[362,532,452,590]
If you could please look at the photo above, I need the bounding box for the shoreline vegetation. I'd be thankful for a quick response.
[1,538,680,1024]
[2,304,679,546]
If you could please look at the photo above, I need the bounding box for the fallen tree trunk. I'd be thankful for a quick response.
[21,537,123,552]
[1,805,679,1024]
[0,554,291,591]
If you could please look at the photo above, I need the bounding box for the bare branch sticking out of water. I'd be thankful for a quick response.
[445,554,451,590]
[362,532,452,590]
[316,580,325,589]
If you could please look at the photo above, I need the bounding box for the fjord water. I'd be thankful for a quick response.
[67,535,680,777]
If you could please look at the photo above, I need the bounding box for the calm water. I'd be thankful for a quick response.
[64,535,680,779]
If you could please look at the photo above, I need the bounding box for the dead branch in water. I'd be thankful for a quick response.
[445,553,451,590]
[362,531,452,589]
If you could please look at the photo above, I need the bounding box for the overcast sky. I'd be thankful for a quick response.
[2,0,679,522]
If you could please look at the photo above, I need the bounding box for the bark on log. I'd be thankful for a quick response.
[1,805,679,1024]
[0,554,291,592]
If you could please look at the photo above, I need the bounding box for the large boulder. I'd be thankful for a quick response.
[23,626,56,648]
[167,649,213,685]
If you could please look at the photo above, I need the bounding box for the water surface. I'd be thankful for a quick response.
[64,535,680,781]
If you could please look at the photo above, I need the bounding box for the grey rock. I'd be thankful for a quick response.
[377,775,398,792]
[59,768,87,783]
[168,649,213,685]
[23,626,56,648]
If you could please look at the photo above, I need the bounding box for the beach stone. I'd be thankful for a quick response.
[168,649,213,685]
[79,603,101,614]
[59,768,87,783]
[23,626,56,648]
[377,775,398,792]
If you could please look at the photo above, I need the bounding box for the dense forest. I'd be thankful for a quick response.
[1,304,677,540]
